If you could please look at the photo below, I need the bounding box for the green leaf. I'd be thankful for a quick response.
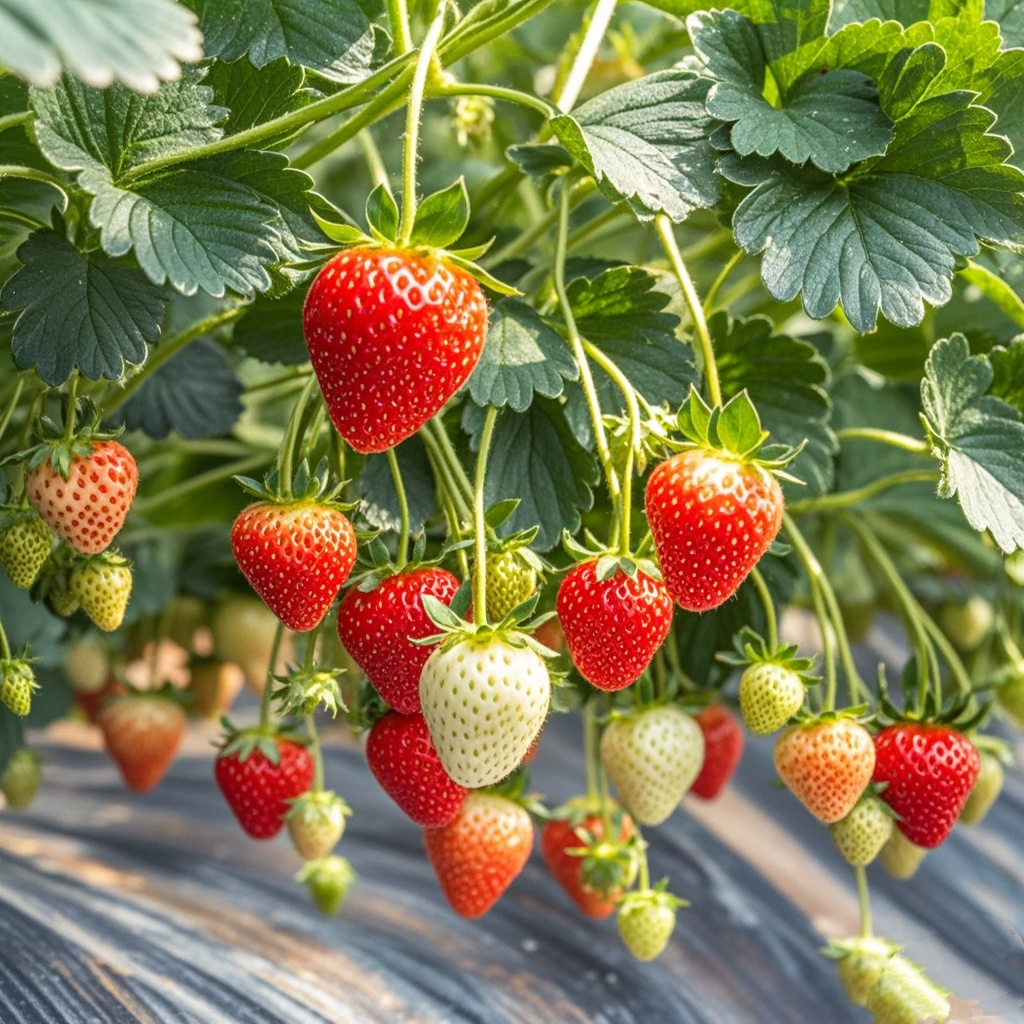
[204,57,312,144]
[829,0,929,31]
[111,339,244,440]
[366,184,399,242]
[0,0,202,93]
[989,336,1024,414]
[549,70,719,221]
[409,179,470,250]
[988,0,1024,46]
[462,400,599,551]
[232,288,309,365]
[185,0,376,82]
[688,9,893,174]
[505,143,574,181]
[712,312,837,496]
[358,436,436,535]
[467,298,577,412]
[921,333,1024,552]
[0,229,164,386]
[961,260,1024,330]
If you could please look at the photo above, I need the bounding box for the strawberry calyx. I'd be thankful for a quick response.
[272,663,346,718]
[717,627,820,684]
[561,529,661,583]
[477,766,549,822]
[873,665,989,732]
[345,532,451,594]
[216,718,306,766]
[233,457,354,512]
[296,854,357,915]
[550,798,640,899]
[8,399,123,482]
[284,788,352,825]
[617,877,689,913]
[788,705,872,728]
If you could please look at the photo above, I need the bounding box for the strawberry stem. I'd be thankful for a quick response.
[473,406,498,626]
[386,448,411,570]
[855,866,873,940]
[62,371,79,443]
[551,0,619,114]
[386,0,413,55]
[279,376,320,501]
[750,567,778,651]
[427,417,475,511]
[833,427,930,454]
[133,455,273,516]
[702,248,745,316]
[306,711,325,792]
[0,378,24,446]
[259,621,287,729]
[0,617,11,660]
[397,5,448,247]
[655,215,723,410]
[430,81,557,119]
[787,470,938,515]
[422,433,471,579]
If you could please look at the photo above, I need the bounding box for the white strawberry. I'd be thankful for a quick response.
[419,637,550,788]
[600,706,705,826]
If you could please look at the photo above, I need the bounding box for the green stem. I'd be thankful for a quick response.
[703,248,745,316]
[422,427,473,525]
[397,6,448,247]
[431,80,556,118]
[583,700,599,802]
[473,406,498,626]
[855,866,873,940]
[0,378,25,445]
[750,567,778,650]
[63,372,79,442]
[386,0,414,55]
[440,0,559,66]
[132,455,273,515]
[552,0,619,113]
[787,470,939,515]
[636,833,651,892]
[307,712,325,792]
[834,427,930,454]
[427,417,475,508]
[808,575,836,713]
[0,111,30,134]
[655,215,722,408]
[278,376,320,501]
[259,621,287,729]
[358,129,389,189]
[387,447,411,569]
[0,616,11,660]
[102,307,245,416]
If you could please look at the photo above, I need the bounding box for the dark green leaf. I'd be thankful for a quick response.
[550,70,719,221]
[358,436,436,535]
[233,288,309,365]
[829,0,929,31]
[989,336,1024,416]
[988,0,1024,47]
[1,229,164,386]
[0,0,202,93]
[921,333,1024,552]
[467,298,577,412]
[112,339,244,440]
[204,57,312,144]
[409,179,470,250]
[366,184,399,241]
[505,143,574,180]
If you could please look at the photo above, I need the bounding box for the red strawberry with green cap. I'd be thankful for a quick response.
[70,551,133,631]
[645,389,794,612]
[338,566,460,714]
[1,748,42,809]
[557,556,672,692]
[0,659,38,717]
[0,512,52,589]
[365,710,468,827]
[98,691,186,792]
[829,793,894,867]
[424,792,533,918]
[286,790,351,860]
[297,855,357,915]
[215,726,315,839]
[616,884,687,962]
[690,704,745,800]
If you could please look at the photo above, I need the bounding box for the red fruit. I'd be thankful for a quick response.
[214,735,315,839]
[690,704,745,800]
[338,567,460,714]
[424,792,533,918]
[644,447,783,612]
[366,711,469,827]
[872,723,981,849]
[26,440,138,555]
[556,560,673,691]
[98,693,186,792]
[302,247,488,454]
[231,500,356,632]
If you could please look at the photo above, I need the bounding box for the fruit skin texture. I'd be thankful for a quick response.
[1,748,42,809]
[26,440,138,554]
[959,749,1004,826]
[302,246,488,454]
[644,447,783,612]
[365,711,468,828]
[215,737,315,839]
[1,660,38,717]
[830,794,893,867]
[864,955,949,1024]
[70,554,133,632]
[600,706,705,826]
[690,704,745,800]
[827,937,901,1007]
[419,637,550,789]
[0,514,52,589]
[774,718,875,824]
[338,567,460,714]
[739,662,805,736]
[285,790,349,860]
[477,550,537,622]
[423,792,533,918]
[872,722,980,848]
[98,693,186,793]
[556,560,673,691]
[231,501,356,632]
[617,893,677,962]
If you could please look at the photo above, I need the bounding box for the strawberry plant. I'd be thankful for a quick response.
[3,0,1024,1012]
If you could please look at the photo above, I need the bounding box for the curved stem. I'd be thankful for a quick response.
[809,579,836,713]
[427,417,475,508]
[386,0,413,55]
[431,81,557,118]
[441,0,559,66]
[306,712,325,792]
[259,621,287,729]
[636,833,651,892]
[278,376,320,501]
[750,567,778,650]
[0,206,45,231]
[0,378,25,445]
[357,129,389,189]
[398,6,448,246]
[62,372,79,442]
[787,470,938,515]
[552,0,619,114]
[473,406,498,626]
[0,165,68,205]
[703,248,744,316]
[422,426,473,524]
[655,215,722,408]
[855,866,873,940]
[834,427,929,454]
[387,447,411,569]
[0,111,30,134]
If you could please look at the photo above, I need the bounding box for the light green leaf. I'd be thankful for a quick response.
[989,336,1024,413]
[409,179,470,251]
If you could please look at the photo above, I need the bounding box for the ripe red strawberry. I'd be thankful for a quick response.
[338,567,460,714]
[365,711,468,827]
[774,717,875,823]
[872,722,980,848]
[557,559,673,691]
[423,792,533,918]
[98,692,186,792]
[645,447,783,612]
[539,800,636,918]
[70,551,133,632]
[26,439,137,554]
[0,513,52,588]
[302,246,488,454]
[690,704,745,799]
[231,500,356,632]
[215,732,315,839]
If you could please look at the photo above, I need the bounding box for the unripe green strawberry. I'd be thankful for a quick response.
[62,638,110,693]
[740,662,806,735]
[996,671,1024,729]
[474,550,536,622]
[297,855,357,915]
[70,553,132,632]
[286,790,351,860]
[600,706,704,826]
[1,748,42,809]
[959,749,1004,826]
[830,794,893,867]
[616,888,683,962]
[824,937,900,1007]
[878,829,927,880]
[0,514,52,589]
[419,637,550,788]
[938,595,993,652]
[865,955,949,1024]
[0,660,39,717]
[49,581,80,617]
